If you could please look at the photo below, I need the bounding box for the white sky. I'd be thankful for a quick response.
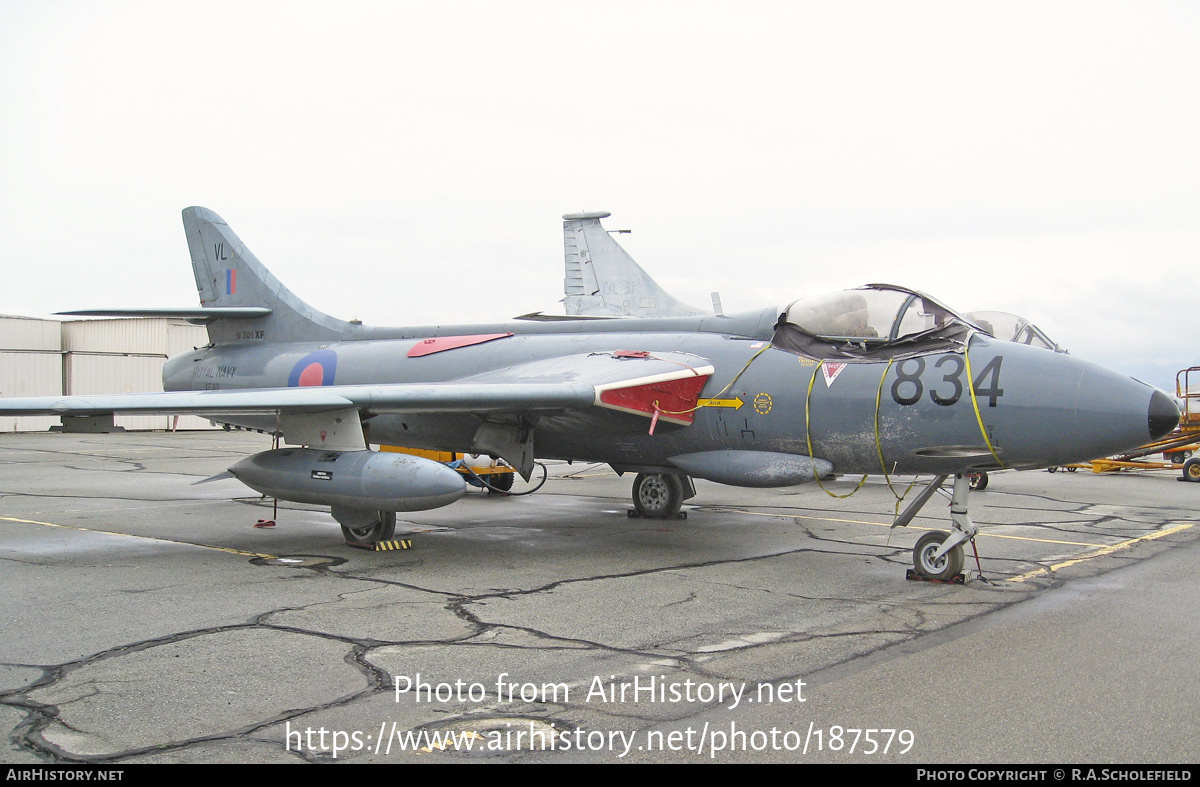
[1,1,1197,390]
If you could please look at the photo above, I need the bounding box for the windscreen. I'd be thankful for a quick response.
[964,311,1065,352]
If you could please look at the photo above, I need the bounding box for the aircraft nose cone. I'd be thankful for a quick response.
[1148,389,1180,441]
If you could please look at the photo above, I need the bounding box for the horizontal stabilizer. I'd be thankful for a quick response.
[57,307,272,323]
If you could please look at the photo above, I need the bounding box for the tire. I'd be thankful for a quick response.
[487,471,515,494]
[913,530,964,581]
[339,510,397,547]
[968,471,988,491]
[1183,458,1200,483]
[632,473,683,518]
[1047,466,1058,473]
[1067,466,1077,473]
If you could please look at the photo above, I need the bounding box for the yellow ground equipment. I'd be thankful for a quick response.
[1066,366,1200,480]
[379,446,516,492]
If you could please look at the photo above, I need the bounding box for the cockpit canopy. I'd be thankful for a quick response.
[963,311,1066,353]
[771,284,981,360]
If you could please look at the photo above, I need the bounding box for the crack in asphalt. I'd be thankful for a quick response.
[2,533,976,763]
[2,620,389,763]
[4,441,1194,763]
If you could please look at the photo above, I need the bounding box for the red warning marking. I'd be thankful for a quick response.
[821,361,848,387]
[598,374,711,425]
[407,333,514,357]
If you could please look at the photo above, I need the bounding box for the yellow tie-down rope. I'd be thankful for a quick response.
[961,331,1005,468]
[871,357,918,510]
[648,335,1001,505]
[806,332,1003,503]
[805,360,870,499]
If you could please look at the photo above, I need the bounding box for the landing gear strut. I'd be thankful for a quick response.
[895,473,979,582]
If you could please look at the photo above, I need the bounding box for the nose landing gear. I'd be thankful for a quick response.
[894,473,981,583]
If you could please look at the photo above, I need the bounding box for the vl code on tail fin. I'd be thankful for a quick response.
[183,206,353,346]
[60,208,355,347]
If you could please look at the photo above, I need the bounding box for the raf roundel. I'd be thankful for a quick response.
[288,350,338,387]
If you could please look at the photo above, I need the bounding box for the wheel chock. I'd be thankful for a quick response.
[626,510,688,520]
[254,519,276,528]
[905,569,974,585]
[374,539,413,551]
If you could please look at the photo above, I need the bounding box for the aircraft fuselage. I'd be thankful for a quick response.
[164,309,1172,478]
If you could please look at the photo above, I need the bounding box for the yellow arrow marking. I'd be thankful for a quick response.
[697,397,744,410]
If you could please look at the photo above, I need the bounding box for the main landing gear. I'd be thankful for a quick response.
[332,506,398,549]
[628,472,694,519]
[893,473,981,582]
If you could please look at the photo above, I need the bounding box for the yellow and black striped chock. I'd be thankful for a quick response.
[374,539,413,551]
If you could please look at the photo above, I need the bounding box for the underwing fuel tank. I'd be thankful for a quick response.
[228,449,466,511]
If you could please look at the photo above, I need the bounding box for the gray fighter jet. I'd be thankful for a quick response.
[0,208,1179,579]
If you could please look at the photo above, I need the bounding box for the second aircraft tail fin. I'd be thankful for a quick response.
[562,212,705,318]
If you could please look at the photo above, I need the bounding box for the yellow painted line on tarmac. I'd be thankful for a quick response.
[32,500,229,516]
[710,507,1101,547]
[0,515,277,559]
[1006,522,1195,583]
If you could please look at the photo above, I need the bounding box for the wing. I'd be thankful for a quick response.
[0,351,715,471]
[0,384,596,417]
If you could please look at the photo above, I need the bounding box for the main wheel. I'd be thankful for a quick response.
[1183,458,1200,483]
[968,471,989,491]
[632,473,683,518]
[913,530,964,581]
[340,510,397,547]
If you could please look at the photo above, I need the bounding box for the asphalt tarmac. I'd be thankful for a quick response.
[1,430,1196,764]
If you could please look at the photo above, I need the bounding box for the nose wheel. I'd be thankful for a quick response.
[913,530,965,580]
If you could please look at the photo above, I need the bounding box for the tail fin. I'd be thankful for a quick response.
[562,212,705,318]
[183,207,351,345]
